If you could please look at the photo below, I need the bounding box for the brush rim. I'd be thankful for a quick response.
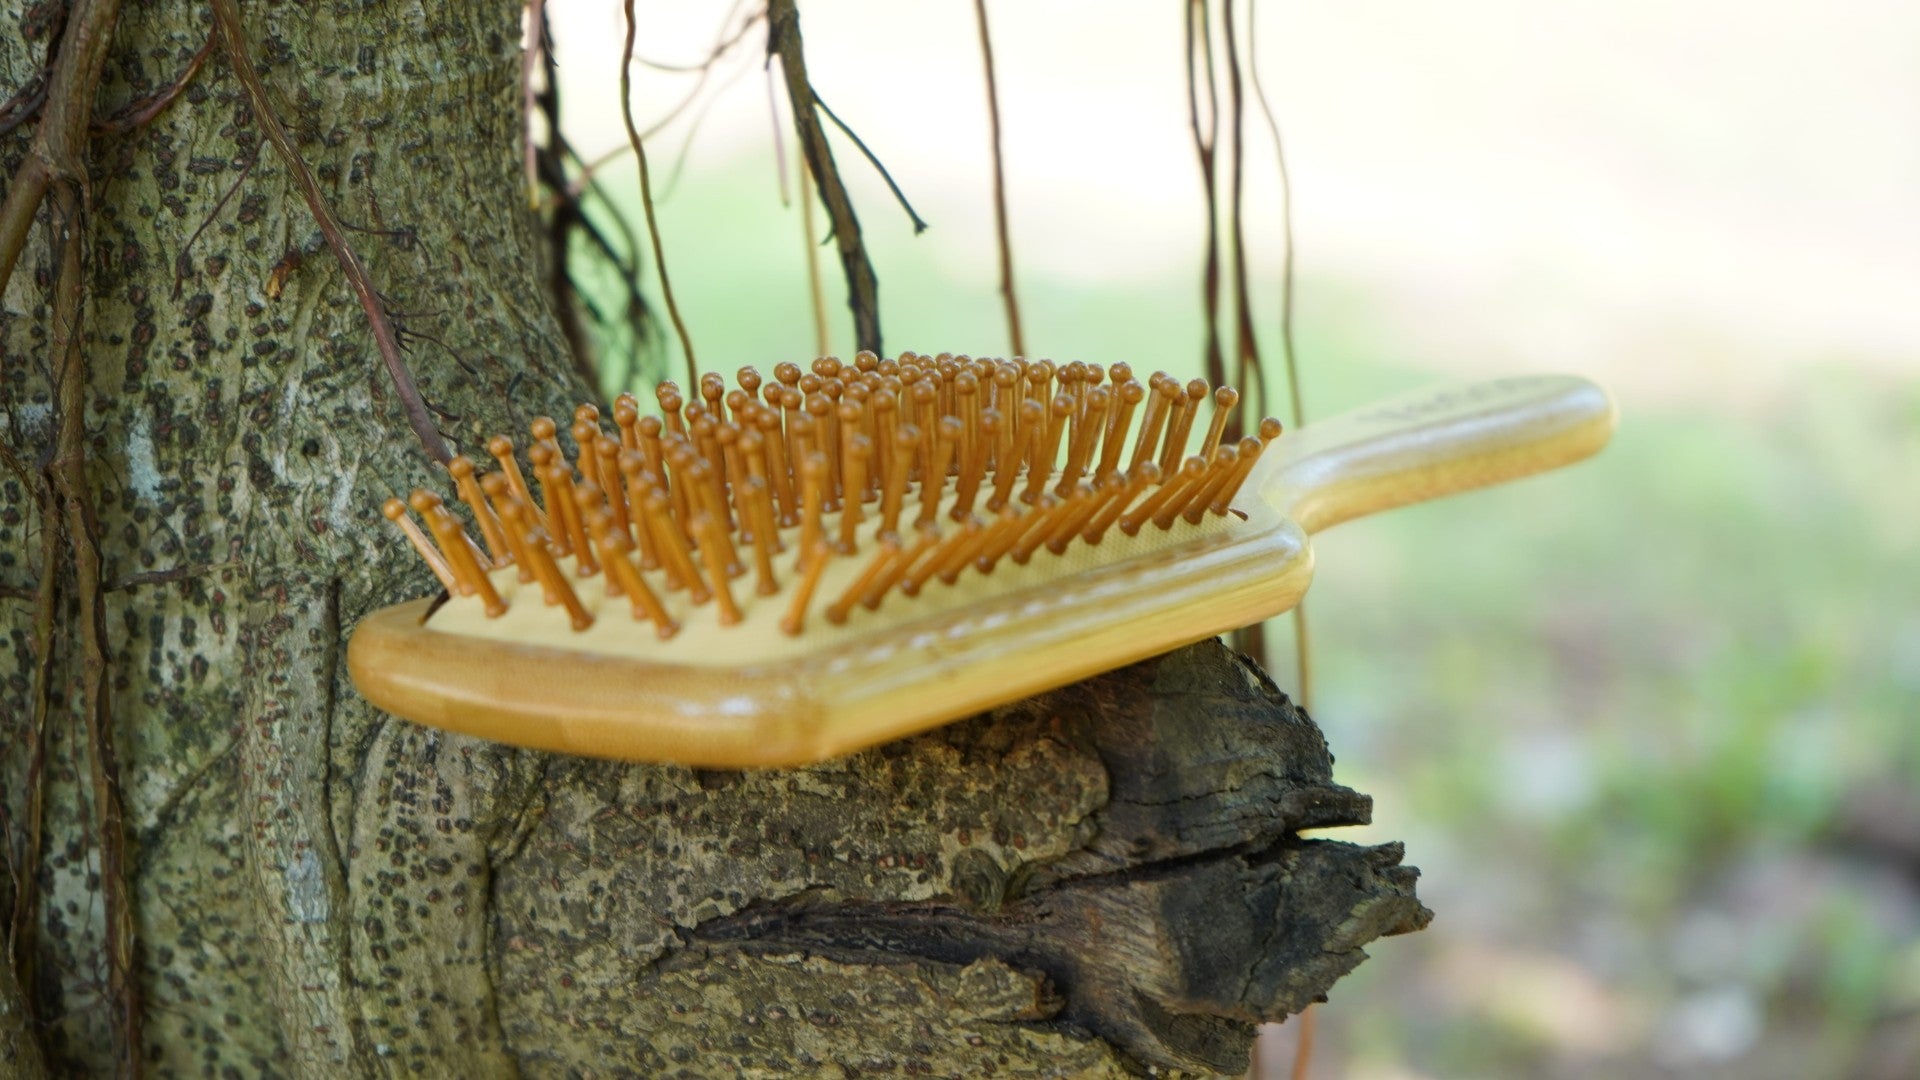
[347,511,1313,766]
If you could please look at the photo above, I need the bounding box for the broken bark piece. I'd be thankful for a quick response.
[489,640,1429,1076]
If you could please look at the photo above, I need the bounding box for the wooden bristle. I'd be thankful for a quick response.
[384,498,456,593]
[827,535,900,625]
[525,443,565,556]
[508,500,593,630]
[530,416,560,459]
[951,408,996,520]
[447,456,508,565]
[1044,483,1104,555]
[1098,380,1145,480]
[613,396,641,450]
[589,508,677,638]
[864,526,939,611]
[693,513,743,626]
[1199,386,1238,459]
[414,491,504,615]
[1159,379,1209,474]
[798,451,828,563]
[932,515,994,586]
[1021,394,1074,505]
[543,464,597,576]
[614,453,662,572]
[573,419,604,492]
[879,425,916,539]
[478,473,536,583]
[918,417,960,528]
[1213,423,1279,513]
[487,435,535,509]
[1178,445,1241,525]
[645,491,708,603]
[1008,493,1065,566]
[839,435,871,554]
[380,361,1275,635]
[780,542,830,636]
[990,401,1041,513]
[596,439,629,539]
[1057,386,1109,497]
[1084,464,1157,546]
[744,477,781,596]
[972,503,1032,574]
[905,517,978,596]
[1120,457,1205,537]
[1129,376,1174,473]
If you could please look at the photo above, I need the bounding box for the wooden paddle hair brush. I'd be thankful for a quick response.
[349,353,1614,767]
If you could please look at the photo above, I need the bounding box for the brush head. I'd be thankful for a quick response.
[350,351,1298,765]
[350,364,1619,766]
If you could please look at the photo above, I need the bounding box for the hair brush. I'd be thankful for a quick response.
[348,355,1614,767]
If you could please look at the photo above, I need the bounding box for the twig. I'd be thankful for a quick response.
[1248,0,1301,432]
[767,0,882,355]
[1242,0,1309,697]
[1211,0,1269,714]
[766,64,790,206]
[10,485,58,1041]
[631,0,761,74]
[547,1,768,209]
[643,6,766,147]
[1220,0,1265,437]
[755,38,823,356]
[33,0,141,1069]
[1185,0,1225,389]
[50,193,140,1074]
[94,26,215,135]
[0,74,48,136]
[551,135,659,388]
[1249,7,1312,692]
[531,7,599,385]
[561,139,646,267]
[171,138,258,299]
[798,146,829,358]
[210,0,452,464]
[521,0,547,205]
[621,0,700,387]
[0,438,30,483]
[547,128,654,310]
[0,158,49,301]
[811,93,928,235]
[1290,1004,1318,1080]
[972,0,1024,357]
[103,561,241,593]
[656,45,761,202]
[1248,6,1314,1067]
[542,1,769,212]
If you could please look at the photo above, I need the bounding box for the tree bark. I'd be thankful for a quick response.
[0,3,1427,1076]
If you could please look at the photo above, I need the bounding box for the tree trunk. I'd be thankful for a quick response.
[0,3,1427,1076]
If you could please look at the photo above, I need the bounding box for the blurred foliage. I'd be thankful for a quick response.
[571,159,1919,1079]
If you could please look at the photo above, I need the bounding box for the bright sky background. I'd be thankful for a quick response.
[552,1,1920,403]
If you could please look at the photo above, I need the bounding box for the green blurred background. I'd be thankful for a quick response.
[548,2,1920,1075]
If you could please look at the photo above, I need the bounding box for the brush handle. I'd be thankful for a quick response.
[1251,374,1616,535]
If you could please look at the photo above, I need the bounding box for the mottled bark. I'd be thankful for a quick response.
[0,940,47,1077]
[0,3,1426,1077]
